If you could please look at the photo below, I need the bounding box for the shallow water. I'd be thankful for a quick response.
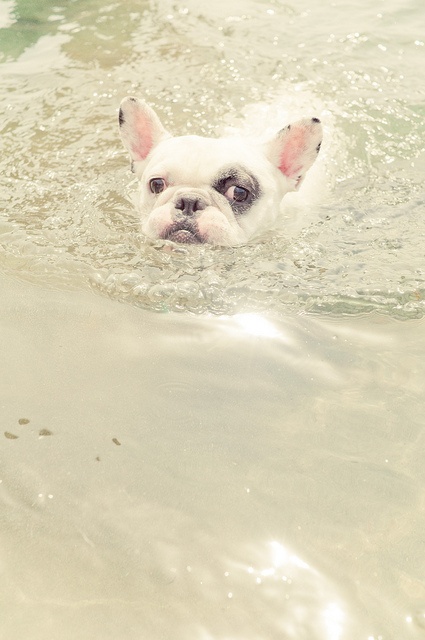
[1,0,424,317]
[1,0,425,638]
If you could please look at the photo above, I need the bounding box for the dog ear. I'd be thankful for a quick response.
[265,118,322,189]
[118,97,170,165]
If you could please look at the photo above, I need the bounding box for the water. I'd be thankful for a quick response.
[1,0,425,638]
[1,0,424,317]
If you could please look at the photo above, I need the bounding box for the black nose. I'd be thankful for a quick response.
[175,195,206,216]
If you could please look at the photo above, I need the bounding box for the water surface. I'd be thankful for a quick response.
[1,0,425,638]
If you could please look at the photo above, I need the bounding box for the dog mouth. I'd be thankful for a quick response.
[162,222,203,244]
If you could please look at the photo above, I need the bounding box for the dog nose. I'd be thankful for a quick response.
[175,195,206,217]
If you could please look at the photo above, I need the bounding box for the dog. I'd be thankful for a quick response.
[118,97,322,246]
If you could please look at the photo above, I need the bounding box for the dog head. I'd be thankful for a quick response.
[119,97,322,246]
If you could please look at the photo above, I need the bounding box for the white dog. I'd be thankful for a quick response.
[119,97,322,245]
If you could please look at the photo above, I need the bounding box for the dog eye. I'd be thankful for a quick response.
[225,185,249,203]
[149,178,166,194]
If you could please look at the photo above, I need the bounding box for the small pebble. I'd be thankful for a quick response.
[39,429,53,436]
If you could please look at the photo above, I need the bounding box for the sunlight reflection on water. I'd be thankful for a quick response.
[1,0,425,638]
[231,313,284,339]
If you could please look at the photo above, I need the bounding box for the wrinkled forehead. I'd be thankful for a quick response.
[144,135,268,185]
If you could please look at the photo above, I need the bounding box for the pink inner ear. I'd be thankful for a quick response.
[278,128,307,178]
[131,121,153,161]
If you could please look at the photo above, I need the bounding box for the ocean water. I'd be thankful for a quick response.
[1,1,425,638]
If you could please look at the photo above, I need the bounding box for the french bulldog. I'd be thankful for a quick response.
[118,97,322,245]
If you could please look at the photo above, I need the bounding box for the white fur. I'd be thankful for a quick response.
[119,97,322,246]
